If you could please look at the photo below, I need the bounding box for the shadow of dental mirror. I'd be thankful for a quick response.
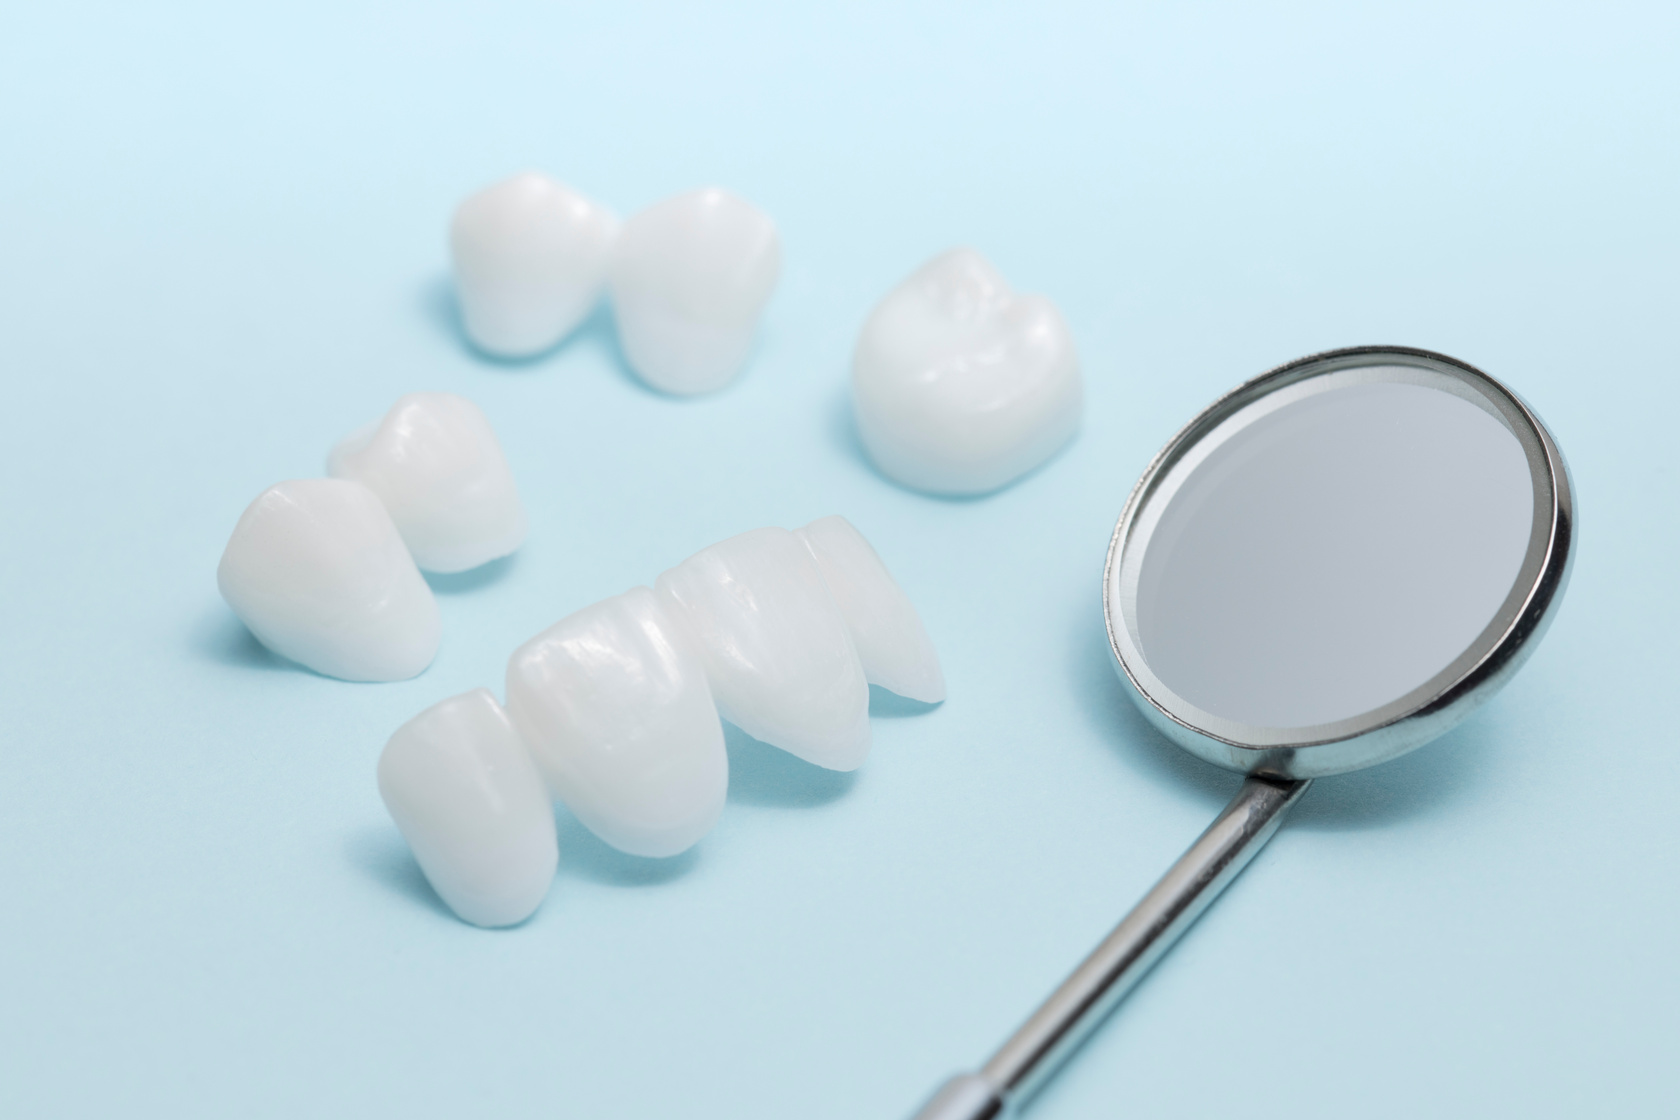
[912,346,1575,1120]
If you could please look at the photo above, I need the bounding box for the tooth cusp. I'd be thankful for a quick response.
[377,689,558,928]
[327,392,526,574]
[852,248,1082,495]
[506,588,728,858]
[609,187,781,396]
[216,478,440,682]
[654,527,870,771]
[795,516,946,704]
[450,172,617,358]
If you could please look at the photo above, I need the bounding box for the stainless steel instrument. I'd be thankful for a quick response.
[911,346,1575,1119]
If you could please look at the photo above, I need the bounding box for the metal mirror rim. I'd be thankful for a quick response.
[1102,345,1575,779]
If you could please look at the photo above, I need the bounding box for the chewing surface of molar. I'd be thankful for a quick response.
[655,528,870,770]
[217,478,440,682]
[851,248,1083,495]
[795,516,946,704]
[378,689,558,928]
[506,588,728,858]
[328,392,526,574]
[608,187,781,395]
[450,172,618,358]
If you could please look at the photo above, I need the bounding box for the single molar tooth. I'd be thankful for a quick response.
[608,187,781,395]
[505,587,727,858]
[327,392,526,574]
[794,516,946,704]
[655,528,869,770]
[378,689,558,927]
[851,248,1083,495]
[450,171,617,357]
[216,478,440,681]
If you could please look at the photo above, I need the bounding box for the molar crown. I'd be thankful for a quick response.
[327,392,527,574]
[608,187,781,396]
[506,587,728,858]
[216,477,441,682]
[378,689,559,928]
[852,247,1083,496]
[450,171,618,358]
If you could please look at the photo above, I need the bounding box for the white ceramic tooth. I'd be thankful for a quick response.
[655,528,869,770]
[327,392,526,574]
[851,248,1083,495]
[608,187,781,395]
[505,587,727,858]
[450,171,617,357]
[795,516,946,704]
[377,689,558,927]
[216,478,440,681]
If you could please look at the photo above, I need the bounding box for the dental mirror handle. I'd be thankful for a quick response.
[909,775,1311,1120]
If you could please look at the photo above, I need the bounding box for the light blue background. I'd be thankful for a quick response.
[2,3,1676,1117]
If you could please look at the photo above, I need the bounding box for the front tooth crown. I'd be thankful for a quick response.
[327,392,527,574]
[851,248,1083,495]
[450,172,618,358]
[505,587,728,858]
[654,528,870,771]
[216,478,440,682]
[377,689,558,927]
[608,187,782,396]
[795,516,946,704]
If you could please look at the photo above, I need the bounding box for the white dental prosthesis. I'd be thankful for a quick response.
[656,527,872,771]
[506,587,729,859]
[608,187,781,395]
[217,478,441,681]
[378,689,559,928]
[327,392,527,574]
[218,392,522,680]
[379,516,942,925]
[851,248,1083,495]
[450,172,618,358]
[795,515,946,705]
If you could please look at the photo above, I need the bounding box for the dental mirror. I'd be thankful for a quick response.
[912,346,1574,1120]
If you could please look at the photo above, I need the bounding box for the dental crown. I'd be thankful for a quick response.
[852,248,1083,495]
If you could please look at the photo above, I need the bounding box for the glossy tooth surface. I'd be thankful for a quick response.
[795,516,946,704]
[328,392,526,574]
[852,248,1083,495]
[450,172,617,357]
[506,587,727,858]
[655,528,869,770]
[608,187,781,395]
[378,689,557,927]
[216,478,440,681]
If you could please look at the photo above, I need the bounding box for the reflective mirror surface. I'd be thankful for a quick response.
[1137,376,1533,729]
[1106,347,1573,777]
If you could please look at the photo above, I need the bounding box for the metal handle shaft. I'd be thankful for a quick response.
[910,775,1311,1119]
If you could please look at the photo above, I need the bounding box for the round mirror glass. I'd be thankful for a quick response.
[1105,348,1572,778]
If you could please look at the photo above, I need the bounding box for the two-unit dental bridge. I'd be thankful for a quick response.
[377,516,945,928]
[217,392,526,682]
[451,173,782,396]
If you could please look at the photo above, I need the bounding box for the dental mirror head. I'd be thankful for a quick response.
[911,347,1574,1120]
[1104,345,1574,778]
